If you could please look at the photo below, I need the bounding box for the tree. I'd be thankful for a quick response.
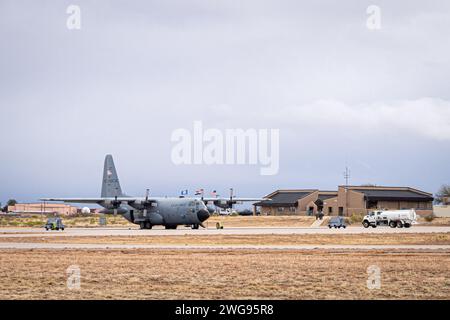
[7,199,17,206]
[2,199,17,212]
[435,185,450,204]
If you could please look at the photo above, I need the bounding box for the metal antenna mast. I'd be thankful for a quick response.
[344,166,350,216]
[344,166,350,187]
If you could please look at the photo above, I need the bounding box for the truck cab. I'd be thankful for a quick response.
[362,211,378,228]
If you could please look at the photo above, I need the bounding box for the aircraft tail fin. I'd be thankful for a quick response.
[101,154,124,198]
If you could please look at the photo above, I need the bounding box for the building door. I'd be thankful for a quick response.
[315,199,324,214]
[338,207,344,216]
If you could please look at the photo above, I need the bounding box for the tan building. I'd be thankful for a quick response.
[254,189,338,216]
[7,203,78,216]
[254,186,434,217]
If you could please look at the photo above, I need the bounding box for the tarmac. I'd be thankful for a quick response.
[0,226,449,237]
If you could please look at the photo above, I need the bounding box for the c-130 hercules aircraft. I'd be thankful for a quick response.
[41,155,266,229]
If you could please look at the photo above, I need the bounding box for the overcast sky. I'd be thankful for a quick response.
[1,0,450,204]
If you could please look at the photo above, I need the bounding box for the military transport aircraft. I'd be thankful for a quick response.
[41,155,266,229]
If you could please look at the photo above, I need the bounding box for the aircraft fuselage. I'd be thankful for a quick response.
[117,197,210,229]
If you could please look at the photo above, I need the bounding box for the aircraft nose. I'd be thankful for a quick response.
[197,209,210,222]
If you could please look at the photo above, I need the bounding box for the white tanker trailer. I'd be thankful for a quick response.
[362,209,417,228]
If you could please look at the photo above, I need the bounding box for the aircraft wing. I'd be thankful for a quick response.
[202,197,268,202]
[40,197,138,204]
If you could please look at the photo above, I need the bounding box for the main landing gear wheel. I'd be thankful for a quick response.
[145,222,152,229]
[191,224,199,229]
[165,225,177,230]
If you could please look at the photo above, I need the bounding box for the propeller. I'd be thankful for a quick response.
[99,196,127,215]
[112,196,120,215]
[143,189,149,217]
[229,188,234,209]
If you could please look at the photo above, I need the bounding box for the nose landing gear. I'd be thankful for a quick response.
[139,221,152,229]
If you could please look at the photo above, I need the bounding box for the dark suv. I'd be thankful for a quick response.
[328,216,346,229]
[45,218,65,231]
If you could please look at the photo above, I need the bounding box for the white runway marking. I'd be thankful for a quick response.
[0,226,449,237]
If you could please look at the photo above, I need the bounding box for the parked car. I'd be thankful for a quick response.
[328,216,346,229]
[45,217,65,231]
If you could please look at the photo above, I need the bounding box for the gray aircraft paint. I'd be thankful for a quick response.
[101,155,123,198]
[122,197,207,227]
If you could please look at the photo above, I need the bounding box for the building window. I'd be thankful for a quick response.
[289,207,296,212]
[417,202,427,210]
[277,207,284,212]
[328,207,333,214]
[338,207,344,216]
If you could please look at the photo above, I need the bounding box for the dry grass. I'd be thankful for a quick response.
[417,216,450,226]
[205,215,321,227]
[1,233,450,246]
[0,249,448,300]
[1,215,449,228]
[0,215,134,228]
[0,215,318,228]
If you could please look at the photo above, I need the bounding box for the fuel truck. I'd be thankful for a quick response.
[362,209,417,228]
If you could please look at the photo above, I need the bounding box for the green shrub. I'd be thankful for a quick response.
[349,213,364,224]
[424,214,435,222]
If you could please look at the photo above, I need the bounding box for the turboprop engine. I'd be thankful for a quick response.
[99,197,128,215]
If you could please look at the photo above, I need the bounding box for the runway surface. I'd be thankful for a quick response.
[0,226,449,237]
[0,242,449,250]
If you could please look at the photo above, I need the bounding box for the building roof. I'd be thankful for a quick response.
[254,190,316,207]
[317,192,338,201]
[349,187,434,202]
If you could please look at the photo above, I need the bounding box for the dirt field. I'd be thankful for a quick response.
[0,249,448,300]
[1,233,449,245]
